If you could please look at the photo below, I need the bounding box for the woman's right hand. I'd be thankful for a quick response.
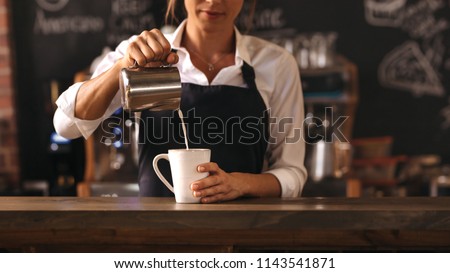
[122,28,179,68]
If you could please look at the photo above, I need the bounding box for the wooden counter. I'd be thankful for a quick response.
[0,197,450,252]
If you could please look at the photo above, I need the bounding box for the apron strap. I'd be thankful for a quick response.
[242,62,258,91]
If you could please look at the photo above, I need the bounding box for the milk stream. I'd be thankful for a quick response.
[177,109,190,150]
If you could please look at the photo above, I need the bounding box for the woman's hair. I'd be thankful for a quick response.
[165,0,182,26]
[165,0,257,32]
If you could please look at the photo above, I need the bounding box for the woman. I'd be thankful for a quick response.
[54,0,307,203]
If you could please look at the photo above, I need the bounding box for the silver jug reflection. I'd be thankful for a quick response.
[120,66,182,112]
[305,141,352,182]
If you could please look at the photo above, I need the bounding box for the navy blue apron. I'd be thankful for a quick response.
[138,62,269,197]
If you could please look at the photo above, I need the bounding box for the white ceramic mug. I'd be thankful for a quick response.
[152,149,211,203]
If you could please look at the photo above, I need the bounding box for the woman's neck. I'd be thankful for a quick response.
[181,20,237,84]
[182,20,235,58]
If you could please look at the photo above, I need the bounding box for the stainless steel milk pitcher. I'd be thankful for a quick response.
[120,66,182,111]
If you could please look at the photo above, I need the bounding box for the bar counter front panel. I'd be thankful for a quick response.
[0,197,450,252]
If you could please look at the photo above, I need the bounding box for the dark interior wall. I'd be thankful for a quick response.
[10,0,450,185]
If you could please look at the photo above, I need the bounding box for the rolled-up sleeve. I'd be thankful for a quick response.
[53,82,103,139]
[53,79,122,140]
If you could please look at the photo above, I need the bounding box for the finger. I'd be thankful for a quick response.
[144,34,165,61]
[165,52,179,65]
[127,42,148,67]
[194,183,230,198]
[148,29,172,59]
[135,29,169,61]
[193,183,220,197]
[135,34,164,63]
[197,162,221,173]
[191,174,220,191]
[134,36,156,62]
[124,54,136,68]
[140,29,171,61]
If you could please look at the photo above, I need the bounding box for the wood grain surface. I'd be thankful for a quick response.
[0,197,449,252]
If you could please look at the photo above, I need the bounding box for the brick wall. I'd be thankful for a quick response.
[0,0,19,190]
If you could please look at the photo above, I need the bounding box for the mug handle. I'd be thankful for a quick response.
[152,154,175,193]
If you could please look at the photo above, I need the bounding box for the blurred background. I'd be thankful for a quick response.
[0,0,449,197]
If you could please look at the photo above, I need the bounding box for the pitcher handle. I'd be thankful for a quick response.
[152,154,175,193]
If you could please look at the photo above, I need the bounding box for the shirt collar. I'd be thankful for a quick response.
[167,20,250,66]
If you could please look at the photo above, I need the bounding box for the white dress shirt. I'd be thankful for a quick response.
[54,20,307,197]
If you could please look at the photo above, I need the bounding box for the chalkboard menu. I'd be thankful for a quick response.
[11,0,167,182]
[15,0,167,79]
[10,0,450,183]
[249,0,450,161]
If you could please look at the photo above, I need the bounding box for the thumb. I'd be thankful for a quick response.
[165,52,179,65]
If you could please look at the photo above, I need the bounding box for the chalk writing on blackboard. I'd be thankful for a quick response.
[33,9,105,35]
[364,0,407,27]
[364,0,447,37]
[33,0,105,35]
[400,0,447,39]
[366,0,448,98]
[107,0,156,46]
[237,5,286,31]
[36,0,69,12]
[378,41,445,97]
[253,8,286,30]
[423,35,446,70]
[366,0,450,132]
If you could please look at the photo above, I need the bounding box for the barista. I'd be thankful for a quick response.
[53,0,307,203]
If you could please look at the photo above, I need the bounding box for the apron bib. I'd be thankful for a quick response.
[138,62,269,197]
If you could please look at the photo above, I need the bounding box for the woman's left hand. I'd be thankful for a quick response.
[190,162,248,204]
